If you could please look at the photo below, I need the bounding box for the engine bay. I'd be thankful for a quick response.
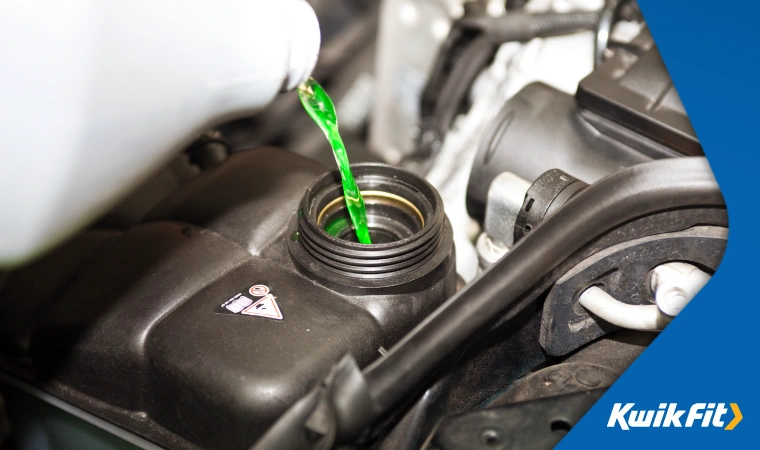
[0,1,726,449]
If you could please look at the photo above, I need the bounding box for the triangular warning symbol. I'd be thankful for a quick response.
[241,294,283,320]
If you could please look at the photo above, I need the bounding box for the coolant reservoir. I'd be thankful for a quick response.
[0,150,457,449]
[0,0,320,267]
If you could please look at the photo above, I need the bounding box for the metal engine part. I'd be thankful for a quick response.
[476,172,531,269]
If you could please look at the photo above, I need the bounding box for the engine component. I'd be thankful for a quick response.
[476,172,531,268]
[578,286,671,331]
[541,225,726,356]
[513,169,588,244]
[417,9,601,158]
[476,168,587,268]
[290,163,454,292]
[577,263,710,331]
[651,262,711,317]
[429,389,605,450]
[419,1,607,282]
[466,29,698,223]
[0,149,457,450]
[370,0,464,164]
[427,325,652,450]
[578,29,701,156]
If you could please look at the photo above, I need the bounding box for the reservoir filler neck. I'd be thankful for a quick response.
[289,163,448,282]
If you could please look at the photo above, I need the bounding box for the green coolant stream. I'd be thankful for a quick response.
[297,78,372,244]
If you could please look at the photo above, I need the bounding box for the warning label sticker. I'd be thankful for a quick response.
[215,283,283,320]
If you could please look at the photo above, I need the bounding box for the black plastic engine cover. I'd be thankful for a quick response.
[0,148,457,450]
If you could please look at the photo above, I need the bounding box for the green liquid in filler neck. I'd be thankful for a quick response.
[297,78,372,244]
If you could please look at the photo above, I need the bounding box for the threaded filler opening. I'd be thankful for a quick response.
[292,164,445,277]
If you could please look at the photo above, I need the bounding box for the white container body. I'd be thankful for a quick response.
[0,0,320,267]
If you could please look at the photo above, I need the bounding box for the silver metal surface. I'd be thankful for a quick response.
[476,171,531,269]
[484,171,531,249]
[369,0,465,164]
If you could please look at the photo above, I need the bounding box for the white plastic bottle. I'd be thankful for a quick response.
[0,0,320,267]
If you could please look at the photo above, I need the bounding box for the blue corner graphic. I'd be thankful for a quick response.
[560,1,757,447]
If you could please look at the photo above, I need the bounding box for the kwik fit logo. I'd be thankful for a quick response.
[608,403,742,430]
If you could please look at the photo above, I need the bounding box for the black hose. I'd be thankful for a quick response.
[362,157,722,412]
[429,35,496,142]
[461,11,600,42]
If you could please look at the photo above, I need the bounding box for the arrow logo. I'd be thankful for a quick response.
[725,403,742,430]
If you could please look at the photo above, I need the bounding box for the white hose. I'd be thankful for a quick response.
[650,262,711,317]
[579,263,711,331]
[579,286,670,331]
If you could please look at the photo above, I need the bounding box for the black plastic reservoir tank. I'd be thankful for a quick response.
[0,149,457,450]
